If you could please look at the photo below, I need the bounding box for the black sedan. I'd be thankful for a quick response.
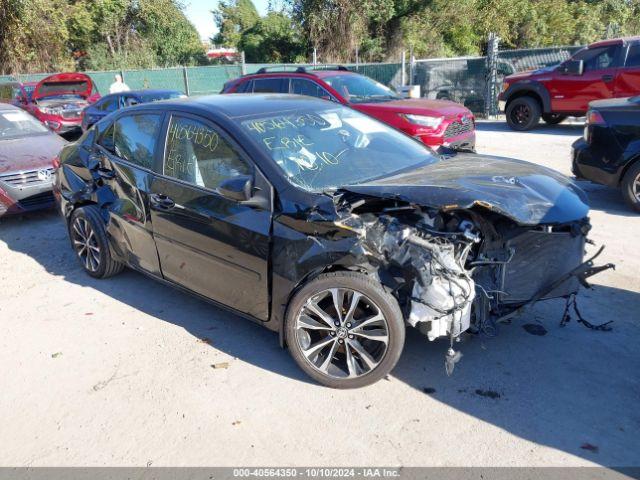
[81,89,185,131]
[572,96,640,211]
[55,94,607,388]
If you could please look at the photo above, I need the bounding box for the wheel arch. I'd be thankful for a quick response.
[618,154,640,186]
[504,82,551,113]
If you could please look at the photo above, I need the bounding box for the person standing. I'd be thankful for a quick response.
[109,74,130,94]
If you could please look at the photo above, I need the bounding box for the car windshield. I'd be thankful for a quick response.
[322,74,400,103]
[239,104,438,192]
[0,109,49,139]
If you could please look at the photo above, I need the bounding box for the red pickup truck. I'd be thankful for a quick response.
[499,37,640,130]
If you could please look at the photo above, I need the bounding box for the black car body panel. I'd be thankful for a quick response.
[573,96,640,187]
[55,94,609,360]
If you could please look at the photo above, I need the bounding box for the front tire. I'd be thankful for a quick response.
[542,113,567,125]
[621,161,640,213]
[285,272,405,388]
[506,96,541,131]
[69,206,124,278]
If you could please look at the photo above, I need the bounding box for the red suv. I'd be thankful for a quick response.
[499,37,640,130]
[222,67,476,151]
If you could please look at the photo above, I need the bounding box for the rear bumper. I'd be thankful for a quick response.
[571,138,619,187]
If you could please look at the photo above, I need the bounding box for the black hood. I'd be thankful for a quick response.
[339,154,589,225]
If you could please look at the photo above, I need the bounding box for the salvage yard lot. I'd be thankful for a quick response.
[0,120,638,466]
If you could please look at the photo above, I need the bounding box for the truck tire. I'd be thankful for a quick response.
[285,271,405,388]
[542,113,567,125]
[506,96,541,131]
[621,161,640,213]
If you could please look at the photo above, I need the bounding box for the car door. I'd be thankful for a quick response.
[549,45,621,113]
[614,43,640,98]
[92,112,163,275]
[149,112,272,320]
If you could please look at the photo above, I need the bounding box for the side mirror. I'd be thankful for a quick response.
[218,175,253,202]
[560,59,584,76]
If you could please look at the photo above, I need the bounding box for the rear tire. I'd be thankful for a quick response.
[506,96,541,131]
[542,113,567,125]
[69,206,124,278]
[621,161,640,213]
[285,271,405,389]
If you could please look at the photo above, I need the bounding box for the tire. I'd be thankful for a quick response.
[542,113,567,125]
[69,205,124,278]
[285,271,405,389]
[506,96,541,131]
[621,161,640,213]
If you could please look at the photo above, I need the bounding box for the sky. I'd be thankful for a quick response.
[184,0,271,41]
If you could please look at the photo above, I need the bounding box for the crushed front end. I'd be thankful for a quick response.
[332,190,613,373]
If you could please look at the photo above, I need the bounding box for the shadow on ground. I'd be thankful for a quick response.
[1,210,639,466]
[477,120,584,136]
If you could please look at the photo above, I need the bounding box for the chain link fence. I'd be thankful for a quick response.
[412,45,583,115]
[0,44,582,116]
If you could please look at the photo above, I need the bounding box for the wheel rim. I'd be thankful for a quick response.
[295,288,390,380]
[634,172,640,202]
[71,217,100,272]
[511,104,530,125]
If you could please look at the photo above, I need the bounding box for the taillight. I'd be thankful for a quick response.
[584,110,605,143]
[587,110,605,125]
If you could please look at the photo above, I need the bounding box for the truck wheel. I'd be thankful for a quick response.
[285,271,405,389]
[506,97,541,131]
[542,113,567,125]
[69,205,124,278]
[621,161,640,213]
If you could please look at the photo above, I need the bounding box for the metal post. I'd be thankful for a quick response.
[120,69,126,83]
[183,66,190,96]
[484,32,500,119]
[355,46,359,68]
[409,47,415,86]
[313,48,317,67]
[401,50,406,86]
[240,51,246,75]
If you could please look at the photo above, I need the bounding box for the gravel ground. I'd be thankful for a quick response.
[0,120,638,467]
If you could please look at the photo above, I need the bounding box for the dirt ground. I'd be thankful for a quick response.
[0,120,638,467]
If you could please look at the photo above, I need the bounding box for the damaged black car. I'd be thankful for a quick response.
[54,94,611,388]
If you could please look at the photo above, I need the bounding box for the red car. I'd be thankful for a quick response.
[499,36,640,130]
[0,81,38,107]
[22,73,100,134]
[222,67,476,151]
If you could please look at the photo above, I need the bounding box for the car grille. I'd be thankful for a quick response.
[444,119,474,139]
[18,191,55,210]
[0,168,55,186]
[61,109,82,119]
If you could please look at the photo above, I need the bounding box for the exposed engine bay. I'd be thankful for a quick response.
[332,192,614,373]
[35,98,87,118]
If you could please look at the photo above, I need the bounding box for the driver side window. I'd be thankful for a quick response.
[574,46,619,72]
[163,115,250,191]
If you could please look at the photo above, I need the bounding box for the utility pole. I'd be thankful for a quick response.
[401,50,406,86]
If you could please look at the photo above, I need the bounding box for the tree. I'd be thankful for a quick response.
[212,0,260,47]
[239,11,307,62]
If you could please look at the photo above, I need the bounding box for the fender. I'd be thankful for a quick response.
[503,81,552,113]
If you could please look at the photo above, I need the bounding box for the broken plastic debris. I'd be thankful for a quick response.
[51,352,63,358]
[211,362,229,369]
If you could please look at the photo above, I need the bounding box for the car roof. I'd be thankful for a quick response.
[132,93,334,119]
[101,89,180,99]
[243,67,357,80]
[590,36,640,48]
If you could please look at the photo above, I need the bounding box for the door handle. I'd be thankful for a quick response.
[602,74,614,82]
[150,193,176,210]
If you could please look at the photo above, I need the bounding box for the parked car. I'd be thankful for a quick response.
[0,103,66,216]
[21,73,100,134]
[572,96,640,211]
[81,89,185,131]
[221,67,476,151]
[0,81,37,107]
[55,94,606,388]
[499,36,640,130]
